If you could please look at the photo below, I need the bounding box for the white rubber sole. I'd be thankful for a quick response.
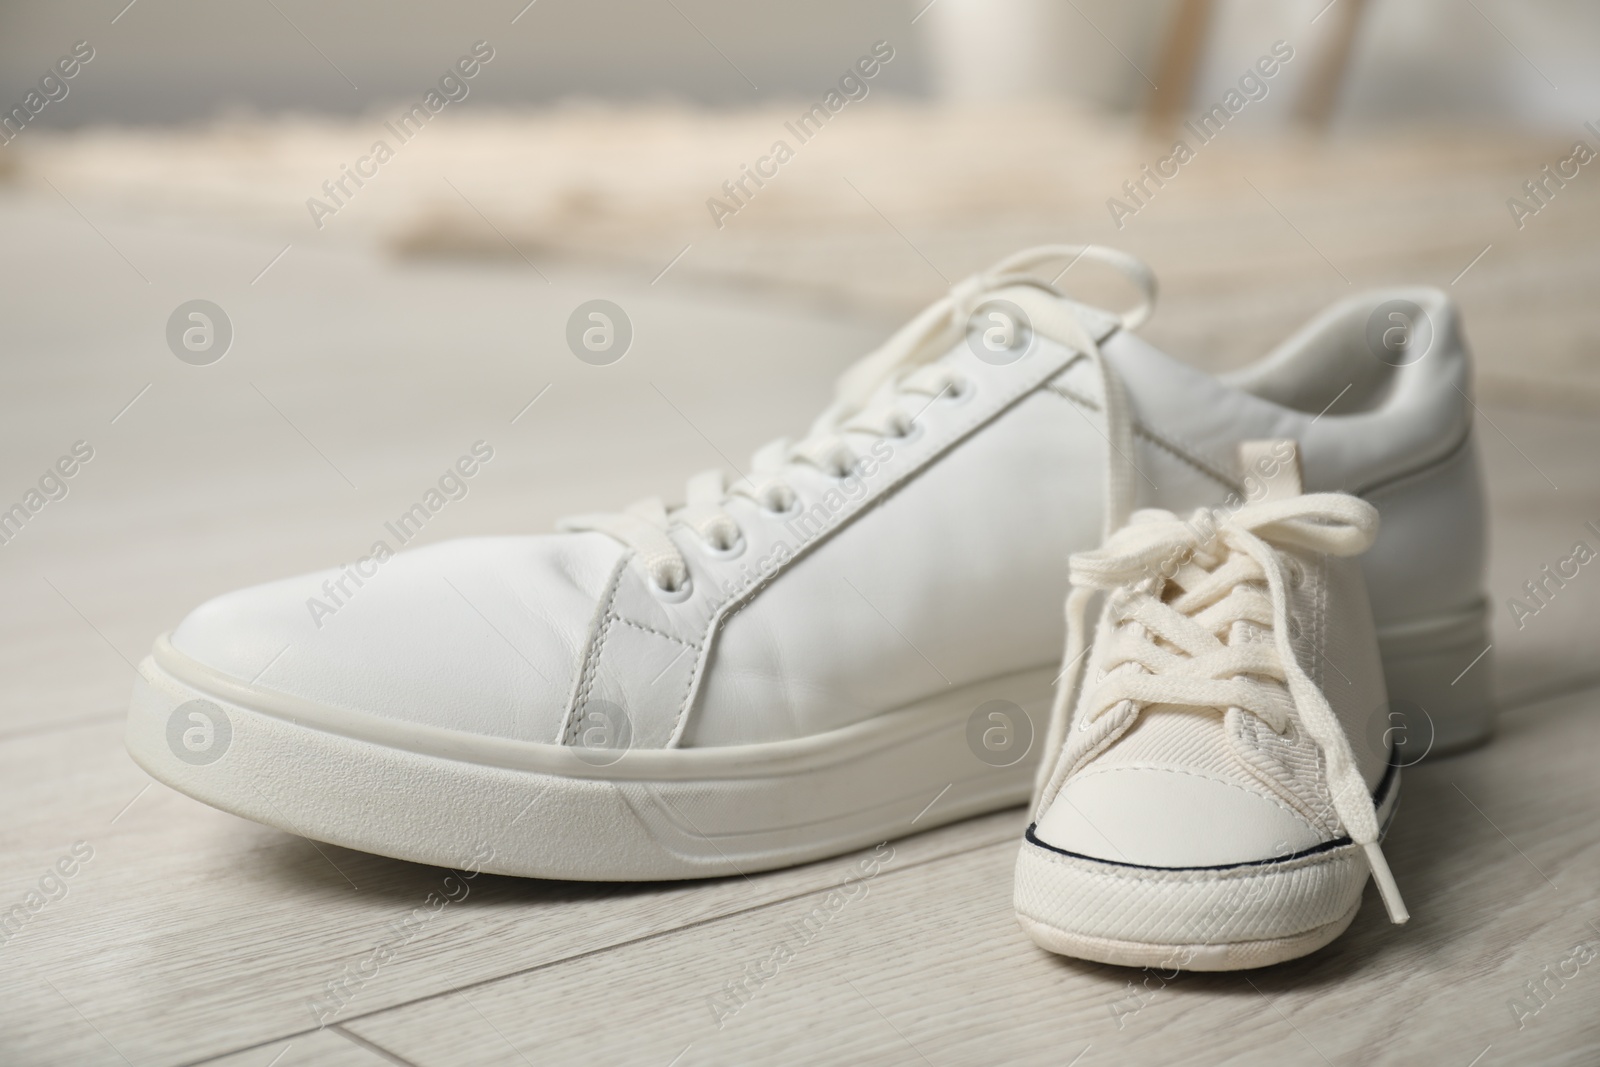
[126,595,1478,883]
[1013,766,1401,971]
[1016,900,1362,973]
[127,637,1049,880]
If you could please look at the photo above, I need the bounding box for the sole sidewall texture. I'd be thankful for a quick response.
[128,655,1044,880]
[1013,773,1401,972]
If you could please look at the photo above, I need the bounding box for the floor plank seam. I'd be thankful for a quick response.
[0,707,127,744]
[179,831,1022,1066]
[330,1023,422,1067]
[1496,670,1600,718]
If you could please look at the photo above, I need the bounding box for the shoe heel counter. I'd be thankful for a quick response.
[1376,600,1493,755]
[1362,432,1494,753]
[1362,424,1488,625]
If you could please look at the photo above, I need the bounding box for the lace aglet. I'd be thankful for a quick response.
[1362,841,1409,925]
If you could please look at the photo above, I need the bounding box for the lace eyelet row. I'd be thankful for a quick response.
[647,371,976,601]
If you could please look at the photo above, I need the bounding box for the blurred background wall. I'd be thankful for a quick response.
[0,0,1597,730]
[4,0,1598,128]
[0,0,926,121]
[4,0,1600,407]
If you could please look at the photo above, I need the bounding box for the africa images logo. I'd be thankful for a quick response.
[166,700,233,766]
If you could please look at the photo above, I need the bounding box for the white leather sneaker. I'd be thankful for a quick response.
[126,246,1490,880]
[1015,443,1408,971]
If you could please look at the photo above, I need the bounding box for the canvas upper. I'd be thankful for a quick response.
[1027,444,1406,924]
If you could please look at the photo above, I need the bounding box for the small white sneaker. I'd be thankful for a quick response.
[127,246,1489,880]
[1015,443,1408,971]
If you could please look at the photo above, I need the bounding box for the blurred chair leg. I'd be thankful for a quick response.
[1144,0,1214,136]
[1293,0,1371,129]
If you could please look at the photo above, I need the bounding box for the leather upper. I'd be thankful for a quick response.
[165,278,1485,753]
[171,533,622,743]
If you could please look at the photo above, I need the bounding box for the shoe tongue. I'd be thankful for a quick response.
[1096,613,1269,787]
[1001,285,1124,350]
[1044,292,1125,338]
[1104,451,1301,787]
[1094,700,1248,785]
[1232,614,1273,654]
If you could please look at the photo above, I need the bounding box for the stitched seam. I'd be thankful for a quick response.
[1237,734,1336,833]
[608,613,701,650]
[563,607,611,742]
[673,648,699,735]
[667,622,716,750]
[715,357,1070,611]
[1047,381,1241,493]
[1315,555,1329,694]
[562,559,630,746]
[1355,425,1473,501]
[564,611,617,745]
[570,614,700,748]
[1054,651,1130,785]
[1231,709,1339,834]
[665,346,1083,746]
[1288,557,1339,831]
[1313,558,1341,833]
[1061,718,1122,784]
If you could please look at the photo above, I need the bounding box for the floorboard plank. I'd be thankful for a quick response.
[342,687,1600,1067]
[0,718,1022,1066]
[200,1028,403,1067]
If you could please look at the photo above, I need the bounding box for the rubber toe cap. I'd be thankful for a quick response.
[1034,766,1327,868]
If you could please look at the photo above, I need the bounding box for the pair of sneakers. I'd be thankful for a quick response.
[127,246,1491,971]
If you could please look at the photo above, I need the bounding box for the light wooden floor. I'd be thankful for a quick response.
[2,170,1599,1067]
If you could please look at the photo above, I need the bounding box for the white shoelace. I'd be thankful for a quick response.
[1034,494,1410,925]
[561,245,1156,593]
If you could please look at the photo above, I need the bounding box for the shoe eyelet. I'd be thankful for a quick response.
[889,418,925,445]
[826,456,859,481]
[760,488,802,517]
[1285,558,1306,589]
[702,530,746,561]
[940,376,975,406]
[649,573,695,603]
